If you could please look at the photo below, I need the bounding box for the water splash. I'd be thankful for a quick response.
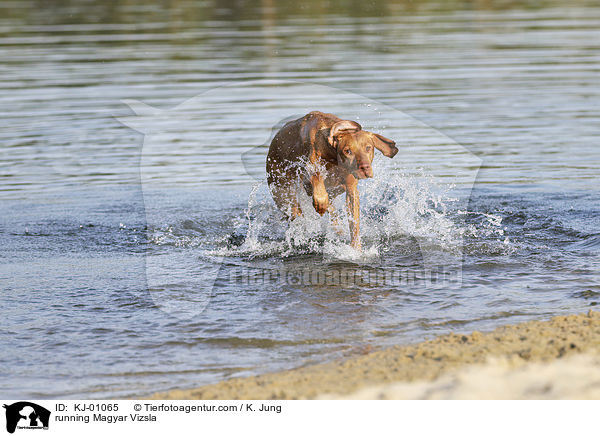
[146,168,515,265]
[212,167,467,263]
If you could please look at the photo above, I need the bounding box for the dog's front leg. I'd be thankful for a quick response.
[345,176,361,249]
[311,173,329,215]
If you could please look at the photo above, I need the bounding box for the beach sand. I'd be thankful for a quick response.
[148,310,600,400]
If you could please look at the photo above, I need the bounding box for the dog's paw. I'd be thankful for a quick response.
[313,194,329,216]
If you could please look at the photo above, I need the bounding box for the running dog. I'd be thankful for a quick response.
[266,111,398,249]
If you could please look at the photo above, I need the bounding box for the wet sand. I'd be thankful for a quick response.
[148,311,600,400]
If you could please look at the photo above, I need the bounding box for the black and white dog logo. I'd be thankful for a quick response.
[3,402,50,434]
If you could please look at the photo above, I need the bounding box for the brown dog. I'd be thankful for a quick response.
[266,111,398,249]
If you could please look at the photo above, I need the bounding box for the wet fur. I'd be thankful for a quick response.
[266,111,398,249]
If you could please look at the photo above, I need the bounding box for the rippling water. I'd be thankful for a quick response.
[1,0,599,398]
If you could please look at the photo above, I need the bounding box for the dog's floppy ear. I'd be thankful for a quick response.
[328,120,361,147]
[371,133,398,158]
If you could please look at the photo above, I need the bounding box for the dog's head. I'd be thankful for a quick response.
[328,120,398,179]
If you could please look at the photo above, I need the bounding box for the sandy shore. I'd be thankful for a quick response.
[148,310,600,400]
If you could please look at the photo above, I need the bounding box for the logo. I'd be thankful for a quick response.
[3,402,50,434]
[118,80,481,320]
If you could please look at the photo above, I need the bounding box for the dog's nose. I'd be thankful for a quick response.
[359,163,373,178]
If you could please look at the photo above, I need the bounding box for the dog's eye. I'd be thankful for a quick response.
[344,149,352,156]
[366,145,372,151]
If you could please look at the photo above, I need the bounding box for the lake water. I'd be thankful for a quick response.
[1,0,599,398]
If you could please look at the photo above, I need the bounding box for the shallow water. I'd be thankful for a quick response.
[1,0,599,398]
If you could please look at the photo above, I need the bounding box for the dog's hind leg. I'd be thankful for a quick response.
[269,181,302,220]
[328,204,344,236]
[291,197,302,219]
